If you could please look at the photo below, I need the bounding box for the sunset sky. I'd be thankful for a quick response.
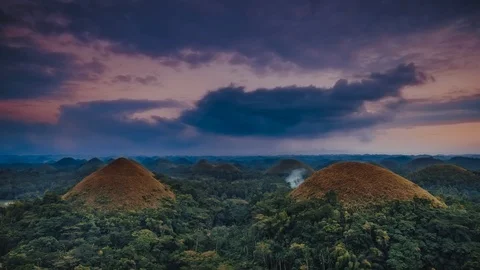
[1,0,479,155]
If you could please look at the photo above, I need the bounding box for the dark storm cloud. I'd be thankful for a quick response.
[0,44,107,99]
[1,0,478,70]
[180,63,428,137]
[0,99,193,154]
[0,119,52,153]
[0,45,73,99]
[56,99,187,140]
[3,65,480,154]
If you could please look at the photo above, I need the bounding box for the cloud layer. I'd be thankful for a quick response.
[2,0,479,71]
[1,0,479,154]
[180,64,427,137]
[3,63,479,154]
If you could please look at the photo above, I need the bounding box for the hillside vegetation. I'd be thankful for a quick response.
[1,155,480,269]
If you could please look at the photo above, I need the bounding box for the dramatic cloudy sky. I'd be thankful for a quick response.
[1,0,479,155]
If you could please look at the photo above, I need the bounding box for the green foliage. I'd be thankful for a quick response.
[1,171,480,269]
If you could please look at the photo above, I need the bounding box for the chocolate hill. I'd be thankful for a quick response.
[382,156,413,164]
[63,158,174,211]
[192,159,215,172]
[266,159,314,175]
[214,163,241,173]
[54,157,86,169]
[409,164,480,188]
[149,158,178,172]
[379,159,400,171]
[448,156,480,171]
[173,157,193,165]
[35,164,57,173]
[77,158,105,176]
[291,162,445,208]
[192,159,241,174]
[406,157,444,171]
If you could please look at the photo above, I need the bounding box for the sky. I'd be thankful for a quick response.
[1,0,479,155]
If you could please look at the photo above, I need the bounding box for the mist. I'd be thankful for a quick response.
[285,168,307,188]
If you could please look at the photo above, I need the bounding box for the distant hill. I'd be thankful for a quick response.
[53,157,86,169]
[408,164,480,188]
[172,157,193,165]
[148,158,179,172]
[63,158,174,211]
[35,164,57,173]
[77,158,105,176]
[266,159,314,175]
[448,157,480,171]
[291,162,445,208]
[192,159,241,175]
[245,157,280,170]
[315,160,339,170]
[214,163,241,173]
[103,158,115,164]
[382,156,413,164]
[192,159,215,172]
[406,157,444,171]
[140,157,159,166]
[379,159,400,170]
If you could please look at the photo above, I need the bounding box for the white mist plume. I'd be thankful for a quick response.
[285,168,306,188]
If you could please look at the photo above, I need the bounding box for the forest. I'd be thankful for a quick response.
[1,155,480,269]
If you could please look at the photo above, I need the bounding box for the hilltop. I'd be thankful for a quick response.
[147,158,178,172]
[192,159,241,175]
[192,159,215,173]
[172,157,193,165]
[381,156,413,164]
[53,157,86,169]
[448,156,480,171]
[77,158,105,176]
[266,159,314,175]
[406,157,444,171]
[35,164,57,173]
[63,158,174,211]
[291,162,445,208]
[379,159,400,171]
[408,164,480,188]
[213,163,241,173]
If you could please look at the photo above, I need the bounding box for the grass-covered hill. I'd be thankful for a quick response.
[292,161,445,208]
[63,158,174,211]
[266,159,314,175]
[408,164,480,188]
[406,157,445,171]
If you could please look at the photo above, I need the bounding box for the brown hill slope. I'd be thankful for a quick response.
[266,159,314,175]
[291,162,445,208]
[63,158,174,210]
